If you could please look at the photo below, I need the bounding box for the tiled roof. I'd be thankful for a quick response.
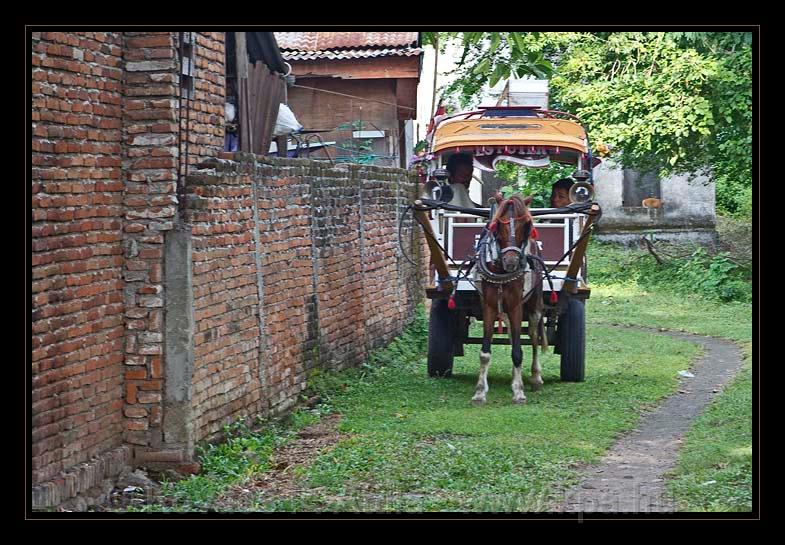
[281,48,422,61]
[274,32,422,60]
[275,32,418,51]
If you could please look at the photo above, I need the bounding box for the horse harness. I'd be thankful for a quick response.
[475,200,545,306]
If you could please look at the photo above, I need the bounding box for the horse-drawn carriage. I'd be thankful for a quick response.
[409,106,603,403]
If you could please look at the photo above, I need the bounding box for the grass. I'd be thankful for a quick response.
[587,239,753,513]
[665,355,753,511]
[116,411,322,512]
[117,239,752,513]
[235,307,702,512]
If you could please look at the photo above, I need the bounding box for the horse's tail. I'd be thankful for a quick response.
[538,315,549,353]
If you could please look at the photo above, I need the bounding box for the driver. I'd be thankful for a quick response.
[446,152,480,208]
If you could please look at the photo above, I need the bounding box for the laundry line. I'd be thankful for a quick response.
[291,84,417,112]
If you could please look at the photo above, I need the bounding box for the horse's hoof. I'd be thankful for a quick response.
[512,396,527,405]
[471,396,486,406]
[528,378,543,391]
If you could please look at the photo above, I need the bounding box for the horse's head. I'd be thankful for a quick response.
[490,195,534,273]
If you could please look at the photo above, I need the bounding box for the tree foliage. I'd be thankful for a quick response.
[421,32,564,110]
[425,32,753,217]
[494,161,574,208]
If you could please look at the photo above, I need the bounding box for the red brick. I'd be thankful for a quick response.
[127,420,148,431]
[125,369,147,380]
[126,35,174,48]
[126,383,138,404]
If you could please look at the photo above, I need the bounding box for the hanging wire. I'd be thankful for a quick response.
[292,84,416,111]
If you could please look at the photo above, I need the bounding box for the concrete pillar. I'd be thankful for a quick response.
[162,224,195,461]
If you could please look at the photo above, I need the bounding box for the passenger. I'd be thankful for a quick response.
[550,178,574,209]
[445,152,479,209]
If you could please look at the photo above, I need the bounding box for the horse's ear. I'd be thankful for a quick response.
[523,195,534,207]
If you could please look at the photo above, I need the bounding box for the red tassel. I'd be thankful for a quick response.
[489,221,497,233]
[448,296,456,310]
[531,227,538,240]
[550,292,558,304]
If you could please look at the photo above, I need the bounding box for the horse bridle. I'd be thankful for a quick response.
[498,209,532,269]
[476,199,533,284]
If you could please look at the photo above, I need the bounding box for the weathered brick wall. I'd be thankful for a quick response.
[182,155,424,443]
[184,160,264,443]
[185,33,225,172]
[31,30,226,508]
[121,32,180,455]
[119,31,225,466]
[32,32,128,495]
[31,30,427,509]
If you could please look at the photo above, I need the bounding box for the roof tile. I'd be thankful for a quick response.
[281,47,422,61]
[274,32,418,51]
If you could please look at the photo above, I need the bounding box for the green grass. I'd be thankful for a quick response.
[666,352,753,512]
[587,239,753,512]
[117,412,321,512]
[118,239,752,513]
[248,308,702,512]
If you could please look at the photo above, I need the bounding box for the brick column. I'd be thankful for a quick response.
[121,32,180,465]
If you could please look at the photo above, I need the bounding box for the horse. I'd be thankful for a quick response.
[473,194,548,405]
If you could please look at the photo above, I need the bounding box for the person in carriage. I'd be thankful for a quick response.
[445,152,480,209]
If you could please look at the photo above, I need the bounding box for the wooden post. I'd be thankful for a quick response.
[561,203,601,295]
[276,135,288,158]
[413,204,453,292]
[235,32,252,153]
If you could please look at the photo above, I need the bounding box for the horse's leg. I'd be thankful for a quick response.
[473,287,496,405]
[508,299,526,404]
[528,306,544,391]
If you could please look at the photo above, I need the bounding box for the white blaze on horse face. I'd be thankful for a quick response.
[512,365,526,404]
[473,351,491,404]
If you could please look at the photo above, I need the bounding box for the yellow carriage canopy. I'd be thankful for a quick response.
[430,108,601,170]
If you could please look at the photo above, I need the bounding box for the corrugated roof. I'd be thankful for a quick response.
[282,48,422,61]
[275,32,418,51]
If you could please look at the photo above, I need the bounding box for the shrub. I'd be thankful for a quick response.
[589,240,751,303]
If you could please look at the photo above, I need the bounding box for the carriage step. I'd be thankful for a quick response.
[465,337,534,345]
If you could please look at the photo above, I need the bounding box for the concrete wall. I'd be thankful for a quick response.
[593,162,717,245]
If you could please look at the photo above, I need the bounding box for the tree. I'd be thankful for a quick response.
[421,32,561,108]
[424,31,753,217]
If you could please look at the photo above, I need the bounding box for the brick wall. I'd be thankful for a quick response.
[181,155,424,443]
[185,33,225,173]
[184,159,263,443]
[32,31,127,489]
[32,30,425,509]
[121,32,181,454]
[32,30,227,508]
[120,32,226,465]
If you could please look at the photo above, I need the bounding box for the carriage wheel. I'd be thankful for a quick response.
[558,297,586,382]
[428,298,456,377]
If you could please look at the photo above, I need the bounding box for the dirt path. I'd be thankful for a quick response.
[214,413,345,510]
[552,326,745,513]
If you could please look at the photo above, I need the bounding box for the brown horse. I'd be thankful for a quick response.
[473,194,548,405]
